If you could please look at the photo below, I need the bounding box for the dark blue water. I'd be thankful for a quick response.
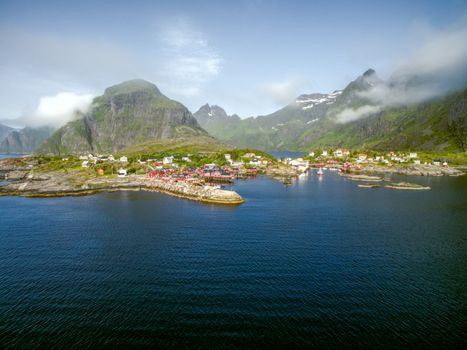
[1,171,466,349]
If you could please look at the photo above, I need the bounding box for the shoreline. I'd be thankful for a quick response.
[341,164,464,177]
[0,174,245,205]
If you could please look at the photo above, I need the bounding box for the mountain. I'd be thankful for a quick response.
[300,87,467,151]
[194,69,466,151]
[38,79,212,155]
[0,126,55,154]
[194,91,345,150]
[0,123,14,143]
[193,104,242,132]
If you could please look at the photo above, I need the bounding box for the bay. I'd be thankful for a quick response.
[0,170,466,349]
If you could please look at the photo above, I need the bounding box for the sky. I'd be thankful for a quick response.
[1,0,466,127]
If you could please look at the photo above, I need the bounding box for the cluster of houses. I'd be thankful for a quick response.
[78,154,129,177]
[75,152,268,180]
[147,163,259,184]
[281,158,310,172]
[146,153,266,183]
[307,149,449,167]
[79,154,128,168]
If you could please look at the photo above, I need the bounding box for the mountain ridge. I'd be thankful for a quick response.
[38,79,212,155]
[194,69,467,151]
[0,126,55,154]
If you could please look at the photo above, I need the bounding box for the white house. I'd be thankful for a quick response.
[290,159,309,172]
[321,150,328,157]
[249,158,261,166]
[334,149,343,157]
[117,168,127,177]
[163,156,174,164]
[204,163,216,171]
[182,156,191,162]
[81,161,89,168]
[413,159,421,165]
[79,155,88,160]
[108,155,115,161]
[358,154,368,161]
[308,151,315,157]
[119,156,128,163]
[409,152,418,159]
[224,154,233,165]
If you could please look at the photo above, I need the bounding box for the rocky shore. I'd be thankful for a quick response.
[357,182,431,190]
[346,163,464,177]
[385,182,431,190]
[0,166,244,205]
[265,165,301,184]
[341,174,383,182]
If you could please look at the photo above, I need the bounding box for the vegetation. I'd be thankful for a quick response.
[37,79,208,155]
[194,69,467,153]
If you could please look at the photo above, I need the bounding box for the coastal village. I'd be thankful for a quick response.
[0,148,465,203]
[74,147,461,182]
[76,151,269,184]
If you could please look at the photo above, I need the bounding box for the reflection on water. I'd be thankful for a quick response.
[0,172,466,349]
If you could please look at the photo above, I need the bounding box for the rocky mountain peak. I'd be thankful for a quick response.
[103,79,161,97]
[363,68,376,77]
[38,79,206,155]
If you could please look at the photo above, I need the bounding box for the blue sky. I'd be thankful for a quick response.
[1,0,466,126]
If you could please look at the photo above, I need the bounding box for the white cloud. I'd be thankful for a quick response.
[0,27,137,85]
[336,105,381,123]
[339,24,467,123]
[260,78,306,106]
[157,19,222,97]
[0,19,223,121]
[13,92,94,128]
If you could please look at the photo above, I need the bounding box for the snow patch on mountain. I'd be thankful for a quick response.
[296,90,342,110]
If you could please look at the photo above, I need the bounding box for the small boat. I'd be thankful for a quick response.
[317,167,324,176]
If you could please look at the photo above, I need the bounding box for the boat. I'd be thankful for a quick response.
[317,167,324,176]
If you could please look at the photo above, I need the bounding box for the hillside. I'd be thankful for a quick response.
[194,91,345,150]
[299,88,467,151]
[0,123,14,143]
[0,126,55,154]
[194,70,467,152]
[38,79,212,155]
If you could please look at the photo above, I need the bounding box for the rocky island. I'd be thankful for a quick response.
[0,159,245,204]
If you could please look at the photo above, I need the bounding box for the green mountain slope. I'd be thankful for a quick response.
[300,88,467,151]
[194,69,467,152]
[194,91,344,150]
[38,79,210,155]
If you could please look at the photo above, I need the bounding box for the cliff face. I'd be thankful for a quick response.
[0,126,54,154]
[0,123,14,143]
[38,79,207,155]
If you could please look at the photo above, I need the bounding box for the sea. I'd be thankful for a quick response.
[0,154,466,349]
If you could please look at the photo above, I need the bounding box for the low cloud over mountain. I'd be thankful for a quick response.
[337,24,467,123]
